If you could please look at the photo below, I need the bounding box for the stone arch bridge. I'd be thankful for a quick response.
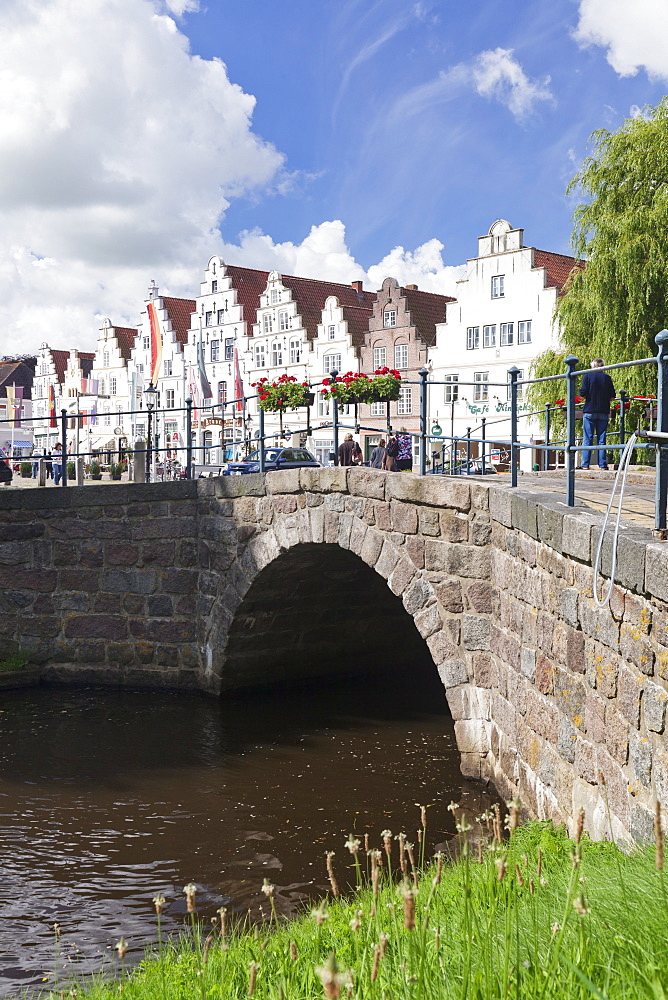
[3,467,668,843]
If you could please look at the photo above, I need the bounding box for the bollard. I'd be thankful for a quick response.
[133,439,146,483]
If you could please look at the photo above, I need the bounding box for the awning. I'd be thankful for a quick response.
[2,439,33,449]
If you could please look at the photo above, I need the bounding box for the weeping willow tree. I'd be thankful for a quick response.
[530,98,668,424]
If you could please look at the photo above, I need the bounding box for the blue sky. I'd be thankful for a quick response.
[185,0,666,265]
[0,0,667,354]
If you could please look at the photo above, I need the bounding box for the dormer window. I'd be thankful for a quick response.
[271,289,279,305]
[384,309,397,328]
[491,275,505,299]
[328,325,336,340]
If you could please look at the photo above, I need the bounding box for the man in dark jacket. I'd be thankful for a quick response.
[579,358,616,470]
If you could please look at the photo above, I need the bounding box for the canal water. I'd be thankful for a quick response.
[0,672,499,994]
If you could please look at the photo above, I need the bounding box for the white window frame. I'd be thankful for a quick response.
[142,336,149,350]
[211,340,220,362]
[507,370,524,401]
[370,401,385,417]
[164,359,172,376]
[103,351,109,367]
[271,342,283,367]
[398,386,412,415]
[109,377,117,396]
[384,309,397,328]
[217,309,225,325]
[224,338,233,361]
[444,374,459,403]
[280,311,290,332]
[255,344,266,368]
[270,289,279,305]
[467,327,480,350]
[373,346,386,369]
[327,324,336,340]
[323,353,341,374]
[500,323,514,346]
[218,381,227,406]
[166,389,175,409]
[394,343,408,370]
[211,280,218,293]
[491,275,505,299]
[474,372,489,402]
[483,325,496,348]
[263,314,273,334]
[289,339,301,364]
[205,311,213,326]
[518,320,532,344]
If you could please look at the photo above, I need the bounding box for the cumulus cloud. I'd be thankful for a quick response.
[0,0,283,356]
[390,47,553,124]
[574,0,668,80]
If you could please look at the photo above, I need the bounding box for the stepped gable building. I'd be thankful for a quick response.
[430,219,581,472]
[357,277,455,463]
[84,321,138,453]
[32,346,79,453]
[0,358,36,456]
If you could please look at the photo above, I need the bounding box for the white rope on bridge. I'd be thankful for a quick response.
[592,430,638,608]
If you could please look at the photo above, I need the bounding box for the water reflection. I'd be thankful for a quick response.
[0,676,499,994]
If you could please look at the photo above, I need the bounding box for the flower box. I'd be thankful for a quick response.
[252,374,312,412]
[321,368,402,405]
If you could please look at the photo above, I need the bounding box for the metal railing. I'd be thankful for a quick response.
[2,330,668,530]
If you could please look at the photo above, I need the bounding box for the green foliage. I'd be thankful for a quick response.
[0,651,29,672]
[530,98,668,416]
[89,460,101,476]
[52,822,668,1000]
[67,461,76,478]
[20,461,32,475]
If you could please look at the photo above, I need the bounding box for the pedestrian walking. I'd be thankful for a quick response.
[45,451,53,480]
[384,434,399,471]
[31,449,39,479]
[370,438,386,469]
[52,442,63,486]
[338,433,361,467]
[579,358,616,470]
[396,427,413,471]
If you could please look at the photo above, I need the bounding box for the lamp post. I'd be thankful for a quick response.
[143,383,158,483]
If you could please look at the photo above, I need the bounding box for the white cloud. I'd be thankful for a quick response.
[389,48,553,124]
[162,0,199,14]
[0,0,283,356]
[574,0,668,80]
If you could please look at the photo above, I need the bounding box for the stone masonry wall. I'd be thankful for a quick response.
[3,470,668,842]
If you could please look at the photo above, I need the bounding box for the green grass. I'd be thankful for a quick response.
[47,819,668,1000]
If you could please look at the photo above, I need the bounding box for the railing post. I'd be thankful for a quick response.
[331,369,340,465]
[419,367,428,476]
[655,331,668,534]
[60,409,68,487]
[544,404,551,471]
[259,405,266,473]
[565,354,579,507]
[466,426,471,467]
[508,366,520,488]
[185,398,192,478]
[452,437,458,475]
[481,417,486,475]
[619,389,627,452]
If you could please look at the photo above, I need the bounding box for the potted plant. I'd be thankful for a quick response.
[251,374,313,411]
[20,461,32,478]
[640,395,657,420]
[66,461,75,479]
[554,396,585,419]
[109,462,122,480]
[320,367,402,405]
[89,460,102,480]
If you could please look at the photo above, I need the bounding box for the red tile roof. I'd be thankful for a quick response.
[114,326,138,360]
[401,287,455,347]
[163,297,196,345]
[76,352,96,378]
[51,349,70,384]
[0,360,35,399]
[342,302,376,348]
[225,265,270,333]
[533,250,584,291]
[280,274,377,339]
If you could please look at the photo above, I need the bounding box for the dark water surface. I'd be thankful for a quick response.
[0,676,499,994]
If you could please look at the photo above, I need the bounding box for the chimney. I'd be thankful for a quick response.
[351,280,363,293]
[405,283,418,290]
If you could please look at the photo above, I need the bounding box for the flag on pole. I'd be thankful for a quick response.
[197,319,212,401]
[234,347,244,414]
[147,300,163,386]
[48,384,56,428]
[91,401,98,426]
[13,386,23,427]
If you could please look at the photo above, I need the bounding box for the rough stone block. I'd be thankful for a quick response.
[403,576,435,615]
[553,666,586,729]
[437,657,468,688]
[299,467,348,494]
[417,507,440,537]
[604,705,629,764]
[511,493,539,539]
[472,651,498,688]
[464,581,497,615]
[579,600,619,650]
[454,718,489,754]
[427,628,459,664]
[346,467,386,499]
[557,717,578,763]
[360,528,383,568]
[414,603,442,638]
[645,542,668,602]
[469,515,492,547]
[432,577,463,613]
[574,738,597,783]
[562,512,594,562]
[489,487,513,528]
[617,663,644,728]
[526,689,559,743]
[440,511,468,542]
[520,647,536,682]
[584,692,606,744]
[630,805,655,842]
[560,587,580,628]
[462,614,490,650]
[64,614,128,639]
[388,557,416,598]
[566,628,585,674]
[390,500,419,535]
[629,731,652,786]
[469,483,490,511]
[644,680,668,732]
[620,622,655,675]
[536,501,564,552]
[535,654,554,695]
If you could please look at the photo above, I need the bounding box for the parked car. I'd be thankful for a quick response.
[225,447,320,475]
[454,459,498,476]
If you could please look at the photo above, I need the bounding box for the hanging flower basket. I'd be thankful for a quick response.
[251,374,313,412]
[320,368,402,405]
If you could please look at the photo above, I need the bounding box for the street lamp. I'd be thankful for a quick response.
[143,383,158,483]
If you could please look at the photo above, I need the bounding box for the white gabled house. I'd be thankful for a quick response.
[429,220,580,470]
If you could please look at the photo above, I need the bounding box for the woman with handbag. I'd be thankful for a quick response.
[384,434,399,471]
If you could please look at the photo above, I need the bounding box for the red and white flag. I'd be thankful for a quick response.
[147,301,163,386]
[234,347,244,414]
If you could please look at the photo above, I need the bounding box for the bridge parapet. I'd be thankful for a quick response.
[2,469,668,843]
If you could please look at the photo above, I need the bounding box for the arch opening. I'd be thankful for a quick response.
[220,544,447,708]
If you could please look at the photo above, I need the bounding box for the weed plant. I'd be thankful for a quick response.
[47,804,668,1000]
